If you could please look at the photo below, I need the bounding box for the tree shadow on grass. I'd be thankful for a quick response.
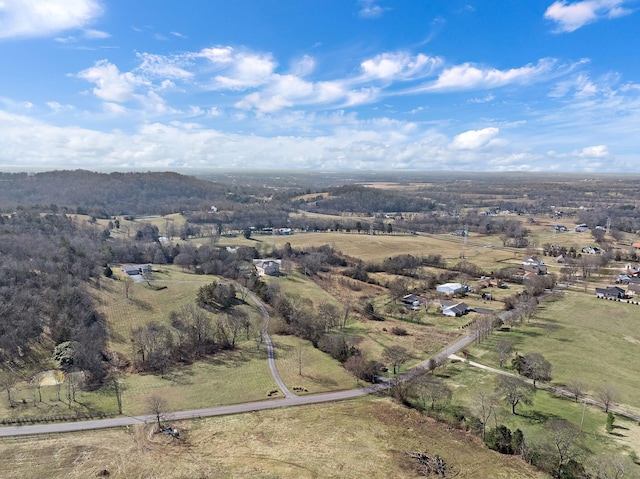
[162,368,195,386]
[130,297,154,311]
[518,329,542,338]
[300,374,339,389]
[520,409,558,424]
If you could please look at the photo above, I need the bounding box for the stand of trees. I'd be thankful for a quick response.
[0,212,107,387]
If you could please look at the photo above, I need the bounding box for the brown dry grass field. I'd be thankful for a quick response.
[0,398,545,479]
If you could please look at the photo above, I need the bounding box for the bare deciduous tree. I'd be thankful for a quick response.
[494,338,515,368]
[496,375,535,415]
[474,388,500,440]
[147,395,168,431]
[597,384,618,413]
[522,353,552,387]
[412,373,452,411]
[383,345,411,375]
[0,369,19,407]
[568,378,587,403]
[549,419,583,478]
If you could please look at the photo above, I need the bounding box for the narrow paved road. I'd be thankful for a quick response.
[0,386,383,438]
[246,290,295,398]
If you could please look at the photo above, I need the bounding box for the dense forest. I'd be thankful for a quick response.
[0,212,106,386]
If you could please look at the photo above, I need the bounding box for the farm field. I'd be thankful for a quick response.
[269,231,522,267]
[0,398,545,479]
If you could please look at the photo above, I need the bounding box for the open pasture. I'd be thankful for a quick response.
[470,291,640,412]
[0,398,545,479]
[269,231,521,269]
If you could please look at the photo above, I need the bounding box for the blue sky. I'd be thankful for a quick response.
[1,0,639,172]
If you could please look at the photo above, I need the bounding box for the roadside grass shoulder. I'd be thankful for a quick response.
[0,341,276,421]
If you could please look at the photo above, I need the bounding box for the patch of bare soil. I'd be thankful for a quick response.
[132,422,189,455]
[624,336,640,346]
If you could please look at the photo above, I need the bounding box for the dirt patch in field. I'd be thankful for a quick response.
[37,370,62,387]
[624,336,640,346]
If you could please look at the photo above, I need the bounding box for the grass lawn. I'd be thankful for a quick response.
[265,270,340,309]
[467,291,640,412]
[0,342,278,421]
[270,335,357,393]
[120,343,277,415]
[439,361,640,460]
[95,266,220,355]
[0,397,546,479]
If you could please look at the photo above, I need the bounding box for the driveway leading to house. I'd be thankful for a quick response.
[246,290,296,398]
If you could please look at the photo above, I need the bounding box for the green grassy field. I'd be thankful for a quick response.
[0,398,546,479]
[120,345,277,415]
[437,360,640,462]
[271,335,357,393]
[96,267,220,355]
[267,231,522,267]
[0,341,279,420]
[467,291,640,412]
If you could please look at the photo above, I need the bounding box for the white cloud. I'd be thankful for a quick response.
[469,94,495,104]
[358,0,385,18]
[290,55,315,77]
[46,101,74,112]
[0,106,636,173]
[544,0,633,33]
[423,59,555,92]
[0,0,102,39]
[450,127,500,150]
[235,92,292,113]
[103,102,127,114]
[212,52,276,90]
[574,144,610,158]
[77,60,143,102]
[549,74,598,98]
[199,46,235,64]
[136,52,193,80]
[84,28,109,39]
[360,52,442,81]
